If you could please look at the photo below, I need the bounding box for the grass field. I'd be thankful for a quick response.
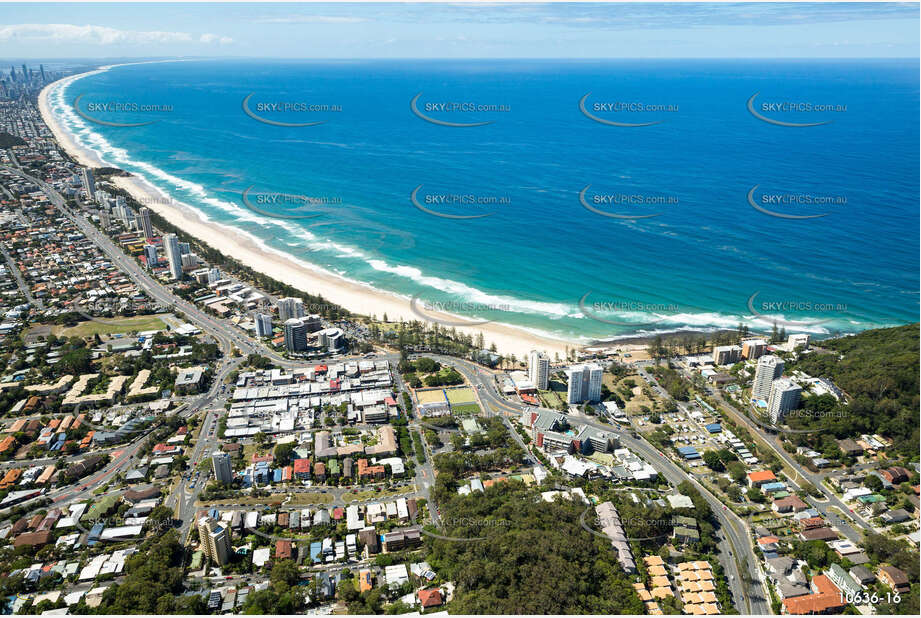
[242,443,273,462]
[54,314,168,338]
[286,492,334,505]
[343,486,413,503]
[611,375,656,415]
[451,403,482,415]
[202,495,286,507]
[84,492,120,519]
[414,389,447,405]
[538,389,566,409]
[445,386,476,404]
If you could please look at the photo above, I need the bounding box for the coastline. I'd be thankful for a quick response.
[38,71,582,359]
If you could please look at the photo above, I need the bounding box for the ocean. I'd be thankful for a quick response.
[48,59,920,344]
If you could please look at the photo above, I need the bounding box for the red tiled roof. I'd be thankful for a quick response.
[275,539,293,559]
[418,589,443,608]
[748,470,777,483]
[782,575,844,615]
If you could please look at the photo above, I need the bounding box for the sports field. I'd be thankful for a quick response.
[415,389,447,405]
[54,314,168,338]
[445,386,476,404]
[451,403,482,415]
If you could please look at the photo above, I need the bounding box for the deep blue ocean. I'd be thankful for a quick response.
[49,59,919,344]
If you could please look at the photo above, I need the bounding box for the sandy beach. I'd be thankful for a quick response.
[39,71,576,359]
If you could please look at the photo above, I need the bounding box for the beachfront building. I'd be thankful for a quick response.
[567,363,603,404]
[304,314,322,332]
[212,452,232,484]
[81,168,95,199]
[278,297,305,322]
[528,350,550,391]
[787,333,810,351]
[163,233,183,280]
[752,355,784,401]
[284,318,308,352]
[138,206,153,239]
[768,378,802,424]
[741,338,768,360]
[713,345,742,365]
[255,313,273,337]
[317,327,345,352]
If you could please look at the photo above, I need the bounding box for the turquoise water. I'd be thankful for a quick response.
[49,59,919,344]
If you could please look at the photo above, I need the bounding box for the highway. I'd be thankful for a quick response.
[8,166,770,611]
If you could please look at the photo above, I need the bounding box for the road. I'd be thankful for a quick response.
[7,166,770,611]
[435,354,769,615]
[3,166,311,371]
[708,387,871,544]
[0,242,42,309]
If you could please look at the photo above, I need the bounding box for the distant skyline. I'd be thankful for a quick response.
[0,2,918,59]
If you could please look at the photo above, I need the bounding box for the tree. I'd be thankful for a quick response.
[274,442,296,467]
[864,474,883,492]
[703,450,725,472]
[727,461,747,483]
[270,559,299,591]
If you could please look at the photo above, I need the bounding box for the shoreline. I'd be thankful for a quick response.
[38,67,875,360]
[38,69,584,359]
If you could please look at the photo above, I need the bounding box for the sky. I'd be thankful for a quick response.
[0,2,918,59]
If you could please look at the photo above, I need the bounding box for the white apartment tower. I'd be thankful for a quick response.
[163,233,183,280]
[752,355,785,401]
[768,378,802,424]
[211,452,233,485]
[81,168,95,198]
[143,244,158,267]
[255,313,273,337]
[138,206,153,239]
[283,318,308,352]
[278,297,305,322]
[528,350,550,391]
[567,363,603,404]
